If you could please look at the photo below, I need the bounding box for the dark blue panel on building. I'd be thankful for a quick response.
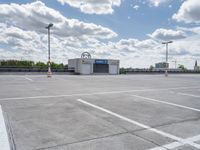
[95,59,108,64]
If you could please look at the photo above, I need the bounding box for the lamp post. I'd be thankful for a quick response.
[45,23,53,77]
[162,41,173,77]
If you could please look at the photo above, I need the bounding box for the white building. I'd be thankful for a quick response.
[68,58,120,75]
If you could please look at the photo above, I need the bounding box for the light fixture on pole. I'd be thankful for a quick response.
[45,23,53,77]
[162,41,173,77]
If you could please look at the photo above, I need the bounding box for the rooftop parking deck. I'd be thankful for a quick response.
[0,74,200,150]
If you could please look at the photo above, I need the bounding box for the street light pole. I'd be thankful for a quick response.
[162,41,173,77]
[45,23,53,77]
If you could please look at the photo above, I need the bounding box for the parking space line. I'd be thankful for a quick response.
[149,134,200,150]
[130,94,200,112]
[0,86,200,101]
[148,141,182,150]
[23,76,33,82]
[187,134,200,142]
[178,93,200,98]
[77,99,200,149]
[0,105,11,150]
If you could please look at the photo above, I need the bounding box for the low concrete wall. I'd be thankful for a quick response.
[0,67,74,75]
[125,71,200,74]
[0,72,74,75]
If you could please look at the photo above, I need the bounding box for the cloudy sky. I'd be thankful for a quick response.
[0,0,200,68]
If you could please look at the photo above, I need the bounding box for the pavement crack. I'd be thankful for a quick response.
[131,116,200,133]
[129,132,170,150]
[35,131,129,150]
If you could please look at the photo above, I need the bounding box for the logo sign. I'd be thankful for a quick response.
[95,59,108,64]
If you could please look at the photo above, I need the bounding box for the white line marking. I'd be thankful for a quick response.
[77,99,200,149]
[23,76,33,81]
[0,105,10,150]
[149,134,200,150]
[150,141,200,150]
[0,75,33,81]
[130,94,200,112]
[148,142,182,150]
[0,86,200,101]
[187,134,200,142]
[148,147,167,150]
[164,142,182,149]
[77,99,181,140]
[178,93,200,98]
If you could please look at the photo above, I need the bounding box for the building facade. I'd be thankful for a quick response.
[155,62,169,69]
[68,58,120,75]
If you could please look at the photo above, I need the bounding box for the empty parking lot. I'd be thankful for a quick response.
[0,74,200,150]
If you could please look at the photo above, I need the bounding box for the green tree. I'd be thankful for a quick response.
[197,66,200,71]
[178,64,187,71]
[149,65,154,71]
[120,68,126,74]
[0,60,68,69]
[35,62,47,69]
[0,60,34,67]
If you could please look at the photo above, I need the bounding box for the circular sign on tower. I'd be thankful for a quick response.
[81,52,91,59]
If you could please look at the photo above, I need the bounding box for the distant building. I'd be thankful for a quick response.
[68,52,120,75]
[155,62,169,69]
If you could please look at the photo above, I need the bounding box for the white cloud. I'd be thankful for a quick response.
[0,1,199,69]
[148,28,186,41]
[173,0,200,23]
[0,23,199,68]
[108,28,200,68]
[0,1,117,64]
[57,0,121,15]
[178,26,200,35]
[168,5,172,8]
[83,38,165,68]
[147,0,170,7]
[0,1,117,39]
[133,5,140,10]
